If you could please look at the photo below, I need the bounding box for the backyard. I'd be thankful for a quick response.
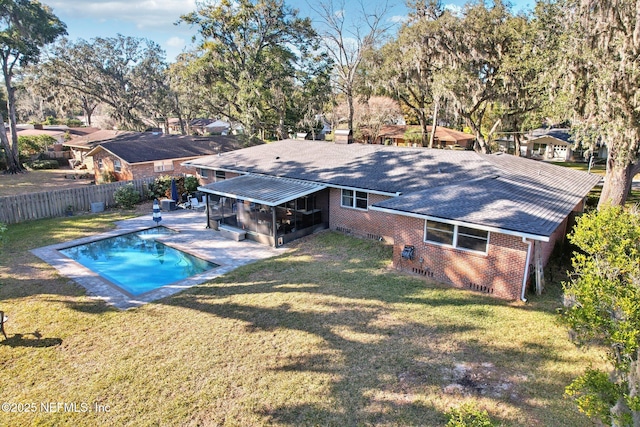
[0,168,94,197]
[0,212,604,426]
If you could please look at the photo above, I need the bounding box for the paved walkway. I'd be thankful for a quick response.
[31,209,284,309]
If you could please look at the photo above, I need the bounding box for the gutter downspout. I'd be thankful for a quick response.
[521,237,534,302]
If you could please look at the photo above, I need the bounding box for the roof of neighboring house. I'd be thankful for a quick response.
[86,132,242,164]
[205,120,230,129]
[14,128,66,138]
[368,124,475,143]
[64,130,135,149]
[525,128,572,145]
[186,139,600,239]
[67,127,102,137]
[190,118,215,127]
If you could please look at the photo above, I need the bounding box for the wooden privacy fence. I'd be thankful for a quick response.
[0,178,155,225]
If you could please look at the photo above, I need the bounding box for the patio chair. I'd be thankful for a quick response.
[189,195,206,211]
[0,311,7,340]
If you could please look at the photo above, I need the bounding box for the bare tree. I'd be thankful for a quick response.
[311,0,392,132]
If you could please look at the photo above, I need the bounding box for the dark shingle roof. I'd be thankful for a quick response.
[186,139,601,238]
[89,133,241,164]
[187,139,496,194]
[526,128,572,143]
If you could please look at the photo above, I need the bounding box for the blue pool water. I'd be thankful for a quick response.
[60,227,218,296]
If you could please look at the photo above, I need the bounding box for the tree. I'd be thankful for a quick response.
[367,4,441,147]
[312,0,392,133]
[20,62,100,126]
[540,0,640,206]
[561,205,640,426]
[434,0,515,153]
[167,52,209,135]
[496,12,547,156]
[179,0,329,139]
[43,35,168,130]
[0,0,66,173]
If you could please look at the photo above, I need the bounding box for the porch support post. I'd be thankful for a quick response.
[204,193,210,228]
[272,206,278,247]
[534,240,545,295]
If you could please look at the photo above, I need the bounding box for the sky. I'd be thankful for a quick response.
[45,0,535,63]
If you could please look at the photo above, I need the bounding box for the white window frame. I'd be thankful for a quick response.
[198,168,208,178]
[215,170,226,181]
[114,159,122,173]
[154,160,174,172]
[424,219,489,254]
[340,189,368,210]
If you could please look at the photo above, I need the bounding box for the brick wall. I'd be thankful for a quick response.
[92,152,133,181]
[538,198,585,265]
[93,153,202,182]
[391,215,530,300]
[195,170,240,186]
[328,189,395,242]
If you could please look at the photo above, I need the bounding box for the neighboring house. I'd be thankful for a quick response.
[522,128,582,161]
[361,124,476,149]
[204,120,231,135]
[64,130,133,170]
[183,139,600,302]
[86,133,241,182]
[189,118,216,135]
[15,126,66,144]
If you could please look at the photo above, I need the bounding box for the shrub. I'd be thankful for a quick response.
[18,135,57,157]
[446,403,495,427]
[149,175,190,201]
[43,116,60,125]
[100,171,117,183]
[65,118,84,127]
[113,184,140,209]
[184,176,199,194]
[28,159,59,170]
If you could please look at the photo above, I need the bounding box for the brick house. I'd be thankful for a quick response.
[361,124,476,148]
[183,139,600,301]
[86,132,241,182]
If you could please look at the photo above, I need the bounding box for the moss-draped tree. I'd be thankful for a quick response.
[0,0,66,173]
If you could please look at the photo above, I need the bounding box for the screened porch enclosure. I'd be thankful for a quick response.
[199,175,329,247]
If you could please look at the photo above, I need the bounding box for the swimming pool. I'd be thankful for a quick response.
[60,227,219,296]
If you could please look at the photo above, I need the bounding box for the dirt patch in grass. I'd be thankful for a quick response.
[0,167,94,197]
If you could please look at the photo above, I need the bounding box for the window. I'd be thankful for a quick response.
[97,159,103,170]
[154,160,174,172]
[457,226,489,252]
[425,220,489,253]
[215,170,225,181]
[426,220,454,245]
[114,159,122,173]
[341,189,368,210]
[198,168,208,178]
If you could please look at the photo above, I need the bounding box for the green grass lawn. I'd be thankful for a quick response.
[0,214,604,426]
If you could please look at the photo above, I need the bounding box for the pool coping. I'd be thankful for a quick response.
[31,210,284,309]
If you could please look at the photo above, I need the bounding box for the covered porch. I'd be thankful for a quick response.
[199,174,330,247]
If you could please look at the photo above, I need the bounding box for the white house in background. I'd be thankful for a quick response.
[522,128,582,161]
[204,120,231,135]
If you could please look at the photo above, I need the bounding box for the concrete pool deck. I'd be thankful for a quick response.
[31,209,284,309]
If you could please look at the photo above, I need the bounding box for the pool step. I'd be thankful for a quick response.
[218,224,246,241]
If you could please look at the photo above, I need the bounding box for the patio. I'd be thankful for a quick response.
[31,209,283,309]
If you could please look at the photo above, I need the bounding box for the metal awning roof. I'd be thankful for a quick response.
[198,174,327,206]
